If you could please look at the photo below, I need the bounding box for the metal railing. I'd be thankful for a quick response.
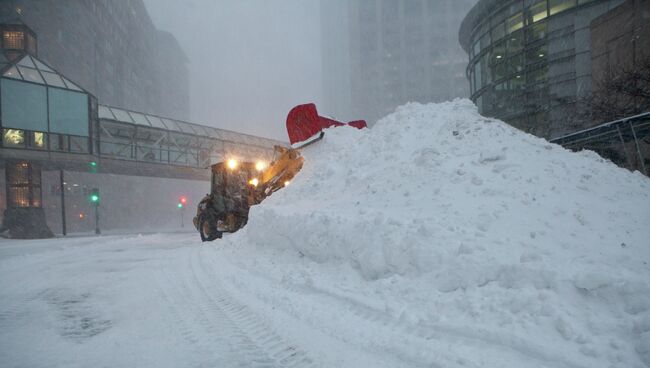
[550,112,650,176]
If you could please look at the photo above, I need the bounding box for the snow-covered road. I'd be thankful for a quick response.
[2,232,450,368]
[4,230,645,368]
[0,233,321,368]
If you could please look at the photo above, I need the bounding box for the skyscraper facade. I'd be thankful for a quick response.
[321,0,477,124]
[0,0,189,120]
[458,0,628,138]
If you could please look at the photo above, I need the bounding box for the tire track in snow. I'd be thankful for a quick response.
[205,253,590,368]
[155,258,237,367]
[155,247,315,367]
[190,247,317,368]
[199,250,429,368]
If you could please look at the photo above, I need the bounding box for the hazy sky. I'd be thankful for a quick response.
[144,0,323,141]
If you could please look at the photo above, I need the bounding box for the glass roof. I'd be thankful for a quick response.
[98,105,115,120]
[146,115,167,129]
[110,108,133,123]
[1,54,85,92]
[97,104,285,148]
[129,111,150,126]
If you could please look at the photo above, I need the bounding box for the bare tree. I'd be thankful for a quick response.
[576,55,650,124]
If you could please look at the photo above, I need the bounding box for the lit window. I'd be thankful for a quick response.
[33,132,45,148]
[3,129,25,147]
[549,0,577,16]
[507,12,524,34]
[527,1,548,24]
[7,162,42,208]
[3,31,24,49]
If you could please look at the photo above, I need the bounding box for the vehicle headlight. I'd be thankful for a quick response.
[255,161,267,171]
[227,159,238,170]
[249,178,259,187]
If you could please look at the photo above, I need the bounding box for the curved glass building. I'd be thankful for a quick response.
[459,0,625,138]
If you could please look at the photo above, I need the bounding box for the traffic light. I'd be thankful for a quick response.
[178,196,187,209]
[90,188,100,204]
[89,161,98,173]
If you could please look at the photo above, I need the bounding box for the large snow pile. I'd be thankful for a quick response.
[236,100,650,367]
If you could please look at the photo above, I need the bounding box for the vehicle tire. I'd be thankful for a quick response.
[199,215,221,242]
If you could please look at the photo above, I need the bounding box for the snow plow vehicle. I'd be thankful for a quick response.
[193,103,367,241]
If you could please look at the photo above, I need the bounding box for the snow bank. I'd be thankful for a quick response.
[237,100,650,367]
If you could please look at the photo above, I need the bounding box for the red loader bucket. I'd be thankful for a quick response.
[286,104,368,146]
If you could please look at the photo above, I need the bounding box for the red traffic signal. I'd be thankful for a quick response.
[178,196,187,209]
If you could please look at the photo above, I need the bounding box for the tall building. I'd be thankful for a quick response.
[458,0,629,139]
[321,0,477,125]
[0,0,189,121]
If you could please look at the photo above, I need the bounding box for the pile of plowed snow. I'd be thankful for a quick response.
[232,100,650,367]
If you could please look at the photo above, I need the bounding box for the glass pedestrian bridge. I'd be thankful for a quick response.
[97,104,283,168]
[1,52,285,170]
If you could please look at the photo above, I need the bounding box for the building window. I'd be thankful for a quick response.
[527,1,548,25]
[3,129,25,147]
[50,134,69,152]
[526,21,547,42]
[6,162,42,208]
[527,64,548,84]
[490,41,506,64]
[549,0,577,16]
[0,78,48,132]
[26,33,37,54]
[472,40,480,57]
[507,12,524,34]
[69,136,89,153]
[2,30,24,49]
[507,30,524,55]
[507,54,524,75]
[30,131,46,149]
[491,22,506,43]
[48,88,90,136]
[526,44,548,65]
[479,32,491,51]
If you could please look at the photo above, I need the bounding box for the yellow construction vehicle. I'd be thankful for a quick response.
[193,145,304,241]
[193,103,366,241]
